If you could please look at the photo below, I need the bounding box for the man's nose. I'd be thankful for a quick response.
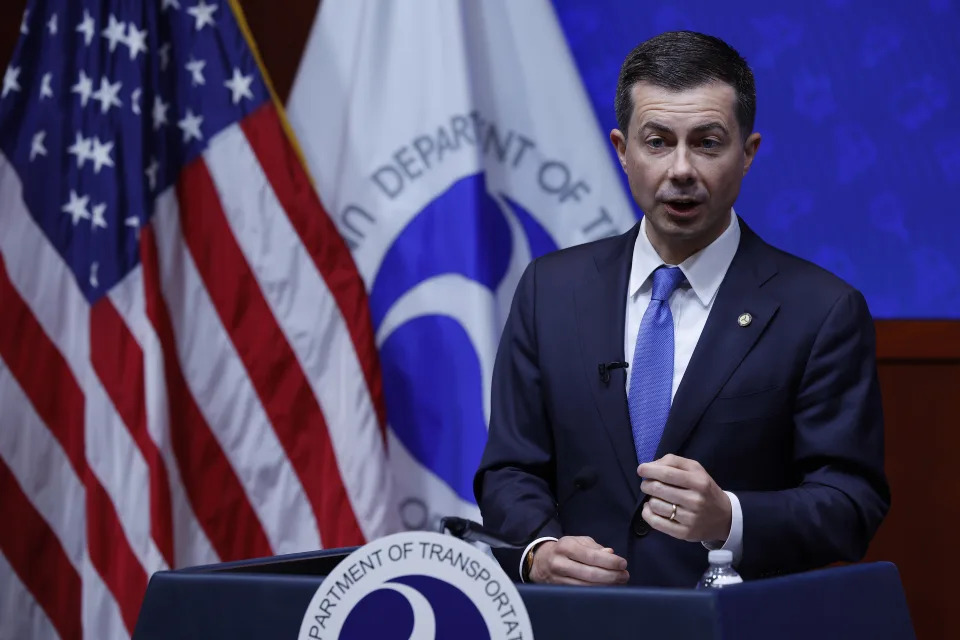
[666,147,695,183]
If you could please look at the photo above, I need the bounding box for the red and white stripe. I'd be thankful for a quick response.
[0,102,393,639]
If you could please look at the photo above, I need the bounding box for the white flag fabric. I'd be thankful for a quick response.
[288,0,636,528]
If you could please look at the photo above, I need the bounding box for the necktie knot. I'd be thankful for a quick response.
[651,266,686,302]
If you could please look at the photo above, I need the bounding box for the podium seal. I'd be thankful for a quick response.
[298,531,534,639]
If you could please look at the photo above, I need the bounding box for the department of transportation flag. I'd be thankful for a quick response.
[0,2,394,638]
[287,1,636,530]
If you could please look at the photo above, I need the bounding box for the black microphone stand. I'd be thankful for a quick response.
[439,468,599,549]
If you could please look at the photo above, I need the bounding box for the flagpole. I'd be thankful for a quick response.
[227,0,315,180]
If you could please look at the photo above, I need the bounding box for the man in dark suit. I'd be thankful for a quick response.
[474,31,889,588]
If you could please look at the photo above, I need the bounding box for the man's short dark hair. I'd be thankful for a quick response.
[614,31,756,139]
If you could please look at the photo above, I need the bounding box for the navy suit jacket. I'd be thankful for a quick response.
[474,219,890,587]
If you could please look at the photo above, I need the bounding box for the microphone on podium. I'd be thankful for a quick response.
[440,467,598,549]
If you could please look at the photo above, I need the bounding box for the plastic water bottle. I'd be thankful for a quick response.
[696,550,743,589]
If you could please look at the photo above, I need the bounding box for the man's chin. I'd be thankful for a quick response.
[644,208,729,254]
[648,208,707,234]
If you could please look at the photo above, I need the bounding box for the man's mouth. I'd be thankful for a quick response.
[663,199,701,214]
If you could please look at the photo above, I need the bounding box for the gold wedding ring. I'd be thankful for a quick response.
[669,502,678,521]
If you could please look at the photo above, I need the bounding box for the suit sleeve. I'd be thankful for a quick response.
[473,258,563,580]
[737,288,890,577]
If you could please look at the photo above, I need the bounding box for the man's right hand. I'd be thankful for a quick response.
[528,536,629,585]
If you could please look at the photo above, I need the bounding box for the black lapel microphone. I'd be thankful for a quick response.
[440,467,598,549]
[598,361,629,384]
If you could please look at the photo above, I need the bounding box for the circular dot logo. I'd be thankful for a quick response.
[298,531,533,640]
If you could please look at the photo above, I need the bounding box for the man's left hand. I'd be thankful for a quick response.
[638,454,731,543]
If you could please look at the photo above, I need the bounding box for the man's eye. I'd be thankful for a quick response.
[701,138,721,149]
[646,138,665,149]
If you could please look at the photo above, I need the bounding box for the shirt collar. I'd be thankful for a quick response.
[627,210,741,307]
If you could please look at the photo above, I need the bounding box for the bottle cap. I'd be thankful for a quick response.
[708,549,733,564]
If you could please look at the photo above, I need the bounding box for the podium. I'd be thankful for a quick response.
[133,548,915,639]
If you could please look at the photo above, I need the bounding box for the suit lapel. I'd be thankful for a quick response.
[574,225,642,500]
[654,223,781,459]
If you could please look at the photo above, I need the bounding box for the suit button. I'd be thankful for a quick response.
[632,512,649,537]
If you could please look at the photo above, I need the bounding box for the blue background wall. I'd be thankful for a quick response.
[552,0,960,318]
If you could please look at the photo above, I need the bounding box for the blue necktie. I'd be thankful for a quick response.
[628,266,686,465]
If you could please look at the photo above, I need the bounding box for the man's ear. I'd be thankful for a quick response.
[742,132,761,175]
[610,129,628,170]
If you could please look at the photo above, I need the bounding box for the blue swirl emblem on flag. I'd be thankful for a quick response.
[369,173,558,503]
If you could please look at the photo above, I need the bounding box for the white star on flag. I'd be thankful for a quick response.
[187,1,218,31]
[77,10,95,46]
[92,76,123,114]
[47,13,58,35]
[159,43,172,70]
[162,0,181,11]
[126,23,148,60]
[20,9,29,35]
[2,66,21,98]
[186,58,206,86]
[102,14,126,52]
[125,216,141,228]
[145,157,160,190]
[131,88,142,115]
[178,108,204,142]
[40,73,53,100]
[91,203,108,230]
[71,70,93,106]
[152,95,169,130]
[224,68,254,104]
[89,137,115,174]
[89,262,99,288]
[30,130,47,161]
[61,189,91,225]
[67,132,93,168]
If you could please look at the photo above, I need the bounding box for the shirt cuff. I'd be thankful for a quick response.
[519,536,558,583]
[701,491,743,565]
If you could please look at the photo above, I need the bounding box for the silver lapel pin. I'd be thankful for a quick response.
[738,312,753,327]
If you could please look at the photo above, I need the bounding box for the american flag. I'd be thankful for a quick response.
[0,1,394,638]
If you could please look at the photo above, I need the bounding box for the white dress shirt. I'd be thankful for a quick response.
[520,210,744,581]
[625,210,743,561]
